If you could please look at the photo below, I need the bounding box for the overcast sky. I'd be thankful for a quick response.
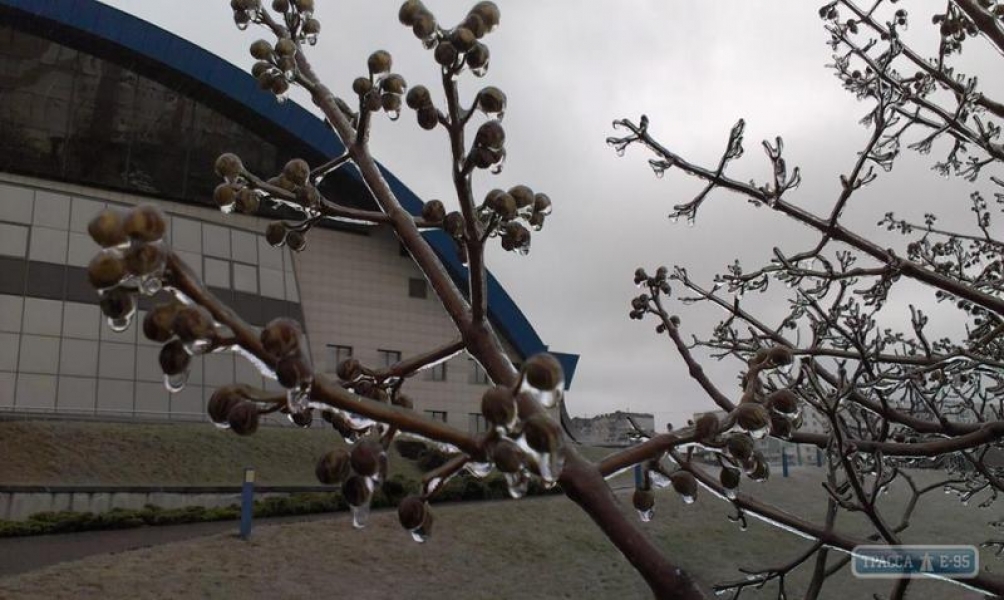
[96,1,999,429]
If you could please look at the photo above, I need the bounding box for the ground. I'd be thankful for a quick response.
[0,464,996,599]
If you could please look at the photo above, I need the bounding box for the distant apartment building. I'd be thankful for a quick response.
[569,412,655,446]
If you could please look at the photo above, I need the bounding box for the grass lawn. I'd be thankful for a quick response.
[0,420,616,487]
[0,464,997,599]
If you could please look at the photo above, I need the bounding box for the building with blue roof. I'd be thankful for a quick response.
[0,0,577,427]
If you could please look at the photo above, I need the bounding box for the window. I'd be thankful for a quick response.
[425,410,447,423]
[378,349,401,368]
[469,359,490,385]
[408,277,427,299]
[428,361,447,382]
[326,344,352,373]
[468,413,488,434]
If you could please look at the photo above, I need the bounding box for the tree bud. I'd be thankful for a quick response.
[443,211,465,238]
[694,413,719,442]
[632,489,655,512]
[123,205,166,242]
[208,385,244,424]
[350,438,385,477]
[87,250,126,290]
[670,471,698,499]
[276,355,312,389]
[475,120,505,149]
[316,448,352,485]
[523,353,563,391]
[159,340,191,376]
[99,288,135,320]
[397,495,427,530]
[720,466,741,490]
[172,306,215,343]
[123,243,165,276]
[481,385,514,427]
[726,433,754,462]
[492,439,524,473]
[282,158,310,186]
[465,43,489,70]
[286,230,307,253]
[434,41,458,67]
[508,185,534,208]
[766,346,793,367]
[336,357,362,381]
[523,414,562,454]
[421,199,446,222]
[227,401,260,436]
[733,403,770,433]
[406,85,431,110]
[342,475,371,507]
[417,106,439,130]
[88,209,128,248]
[143,302,180,343]
[766,389,799,415]
[265,222,287,247]
[470,1,500,30]
[450,27,476,52]
[398,0,424,26]
[477,86,506,114]
[368,50,392,75]
[381,74,406,95]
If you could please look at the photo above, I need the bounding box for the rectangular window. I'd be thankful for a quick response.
[469,359,490,385]
[425,410,447,423]
[468,413,488,434]
[378,349,401,368]
[428,361,447,382]
[408,277,427,299]
[326,344,353,373]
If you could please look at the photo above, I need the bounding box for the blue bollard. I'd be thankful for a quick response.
[816,448,823,467]
[782,451,789,478]
[633,464,643,489]
[240,467,255,540]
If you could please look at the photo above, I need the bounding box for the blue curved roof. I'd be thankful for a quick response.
[0,0,578,384]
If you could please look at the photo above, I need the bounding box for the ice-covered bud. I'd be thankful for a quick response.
[726,433,755,462]
[523,353,563,391]
[123,243,165,277]
[342,475,371,507]
[142,302,180,343]
[88,209,128,248]
[316,448,352,485]
[733,403,770,435]
[159,340,191,376]
[87,250,126,290]
[172,306,215,344]
[228,402,260,436]
[481,385,515,428]
[670,471,698,501]
[421,199,446,223]
[508,185,534,208]
[208,385,244,424]
[765,346,793,368]
[491,439,524,473]
[367,50,392,75]
[282,158,310,186]
[765,389,799,415]
[470,2,500,30]
[720,466,741,492]
[694,413,719,443]
[632,488,655,512]
[476,86,506,114]
[123,205,166,242]
[350,438,386,478]
[214,153,244,181]
[276,355,313,389]
[523,414,562,455]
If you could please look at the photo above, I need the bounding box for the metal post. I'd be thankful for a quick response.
[240,467,255,540]
[782,451,789,478]
[633,464,643,489]
[816,447,823,467]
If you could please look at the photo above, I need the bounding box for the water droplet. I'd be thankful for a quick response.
[164,370,188,393]
[284,70,296,82]
[748,424,770,440]
[351,502,370,529]
[504,471,528,499]
[276,95,288,104]
[649,470,671,489]
[219,202,236,215]
[184,339,212,355]
[287,386,311,413]
[213,421,230,430]
[739,521,749,532]
[139,275,163,296]
[655,170,664,179]
[387,109,401,122]
[725,488,737,500]
[637,508,654,522]
[670,216,679,224]
[107,315,133,332]
[686,215,696,227]
[422,35,439,50]
[306,34,318,46]
[472,63,489,77]
[465,461,493,479]
[236,21,249,31]
[616,147,626,157]
[409,526,430,543]
[682,494,696,505]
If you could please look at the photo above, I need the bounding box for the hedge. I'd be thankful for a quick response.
[0,473,560,538]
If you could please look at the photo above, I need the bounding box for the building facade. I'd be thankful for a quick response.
[0,0,577,430]
[569,412,655,446]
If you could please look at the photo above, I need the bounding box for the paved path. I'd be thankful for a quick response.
[0,513,336,578]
